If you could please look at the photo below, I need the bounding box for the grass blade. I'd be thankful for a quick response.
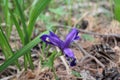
[0,31,49,72]
[0,26,13,58]
[0,30,10,58]
[28,0,51,38]
[2,0,12,38]
[114,0,120,22]
[14,0,28,35]
[9,10,24,44]
[0,26,21,70]
[14,0,34,69]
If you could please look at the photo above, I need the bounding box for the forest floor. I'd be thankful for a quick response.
[1,0,120,80]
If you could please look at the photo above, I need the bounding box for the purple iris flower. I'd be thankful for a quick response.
[40,28,80,66]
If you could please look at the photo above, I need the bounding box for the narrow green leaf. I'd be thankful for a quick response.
[14,0,33,69]
[0,26,13,57]
[3,0,12,38]
[114,0,120,5]
[18,0,24,10]
[28,0,51,38]
[0,26,21,70]
[114,0,120,22]
[0,31,49,72]
[9,10,24,44]
[0,32,10,58]
[49,7,65,16]
[42,51,56,68]
[72,70,81,77]
[3,0,9,26]
[14,0,28,36]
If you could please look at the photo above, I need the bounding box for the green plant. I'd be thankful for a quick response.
[49,7,65,17]
[0,0,51,71]
[0,31,49,72]
[113,0,120,22]
[2,0,13,39]
[41,50,61,80]
[38,13,54,31]
[0,25,21,70]
[72,70,81,77]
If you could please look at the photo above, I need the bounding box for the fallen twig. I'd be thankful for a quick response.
[56,47,71,75]
[78,29,120,38]
[55,24,120,38]
[74,42,105,68]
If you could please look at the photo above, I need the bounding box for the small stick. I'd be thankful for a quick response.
[78,29,120,38]
[74,42,105,68]
[60,56,71,74]
[56,47,71,75]
[55,24,120,38]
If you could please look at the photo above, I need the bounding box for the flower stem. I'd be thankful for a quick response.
[60,56,71,74]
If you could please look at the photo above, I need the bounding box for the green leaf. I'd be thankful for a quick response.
[0,26,21,70]
[114,0,120,5]
[28,0,51,38]
[14,0,32,70]
[49,7,65,16]
[2,0,13,38]
[82,34,94,41]
[0,26,13,58]
[38,13,55,30]
[42,51,62,69]
[0,31,49,72]
[42,51,57,69]
[9,10,24,44]
[0,28,10,58]
[72,70,81,77]
[18,0,24,10]
[38,13,51,23]
[114,0,120,22]
[14,0,28,37]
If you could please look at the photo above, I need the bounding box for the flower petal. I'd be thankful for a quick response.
[74,36,80,40]
[64,28,79,48]
[63,48,74,58]
[40,35,53,44]
[40,31,64,49]
[64,48,76,66]
[50,31,59,38]
[65,55,76,66]
[49,35,64,49]
[69,58,76,66]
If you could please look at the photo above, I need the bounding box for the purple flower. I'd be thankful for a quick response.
[40,28,79,66]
